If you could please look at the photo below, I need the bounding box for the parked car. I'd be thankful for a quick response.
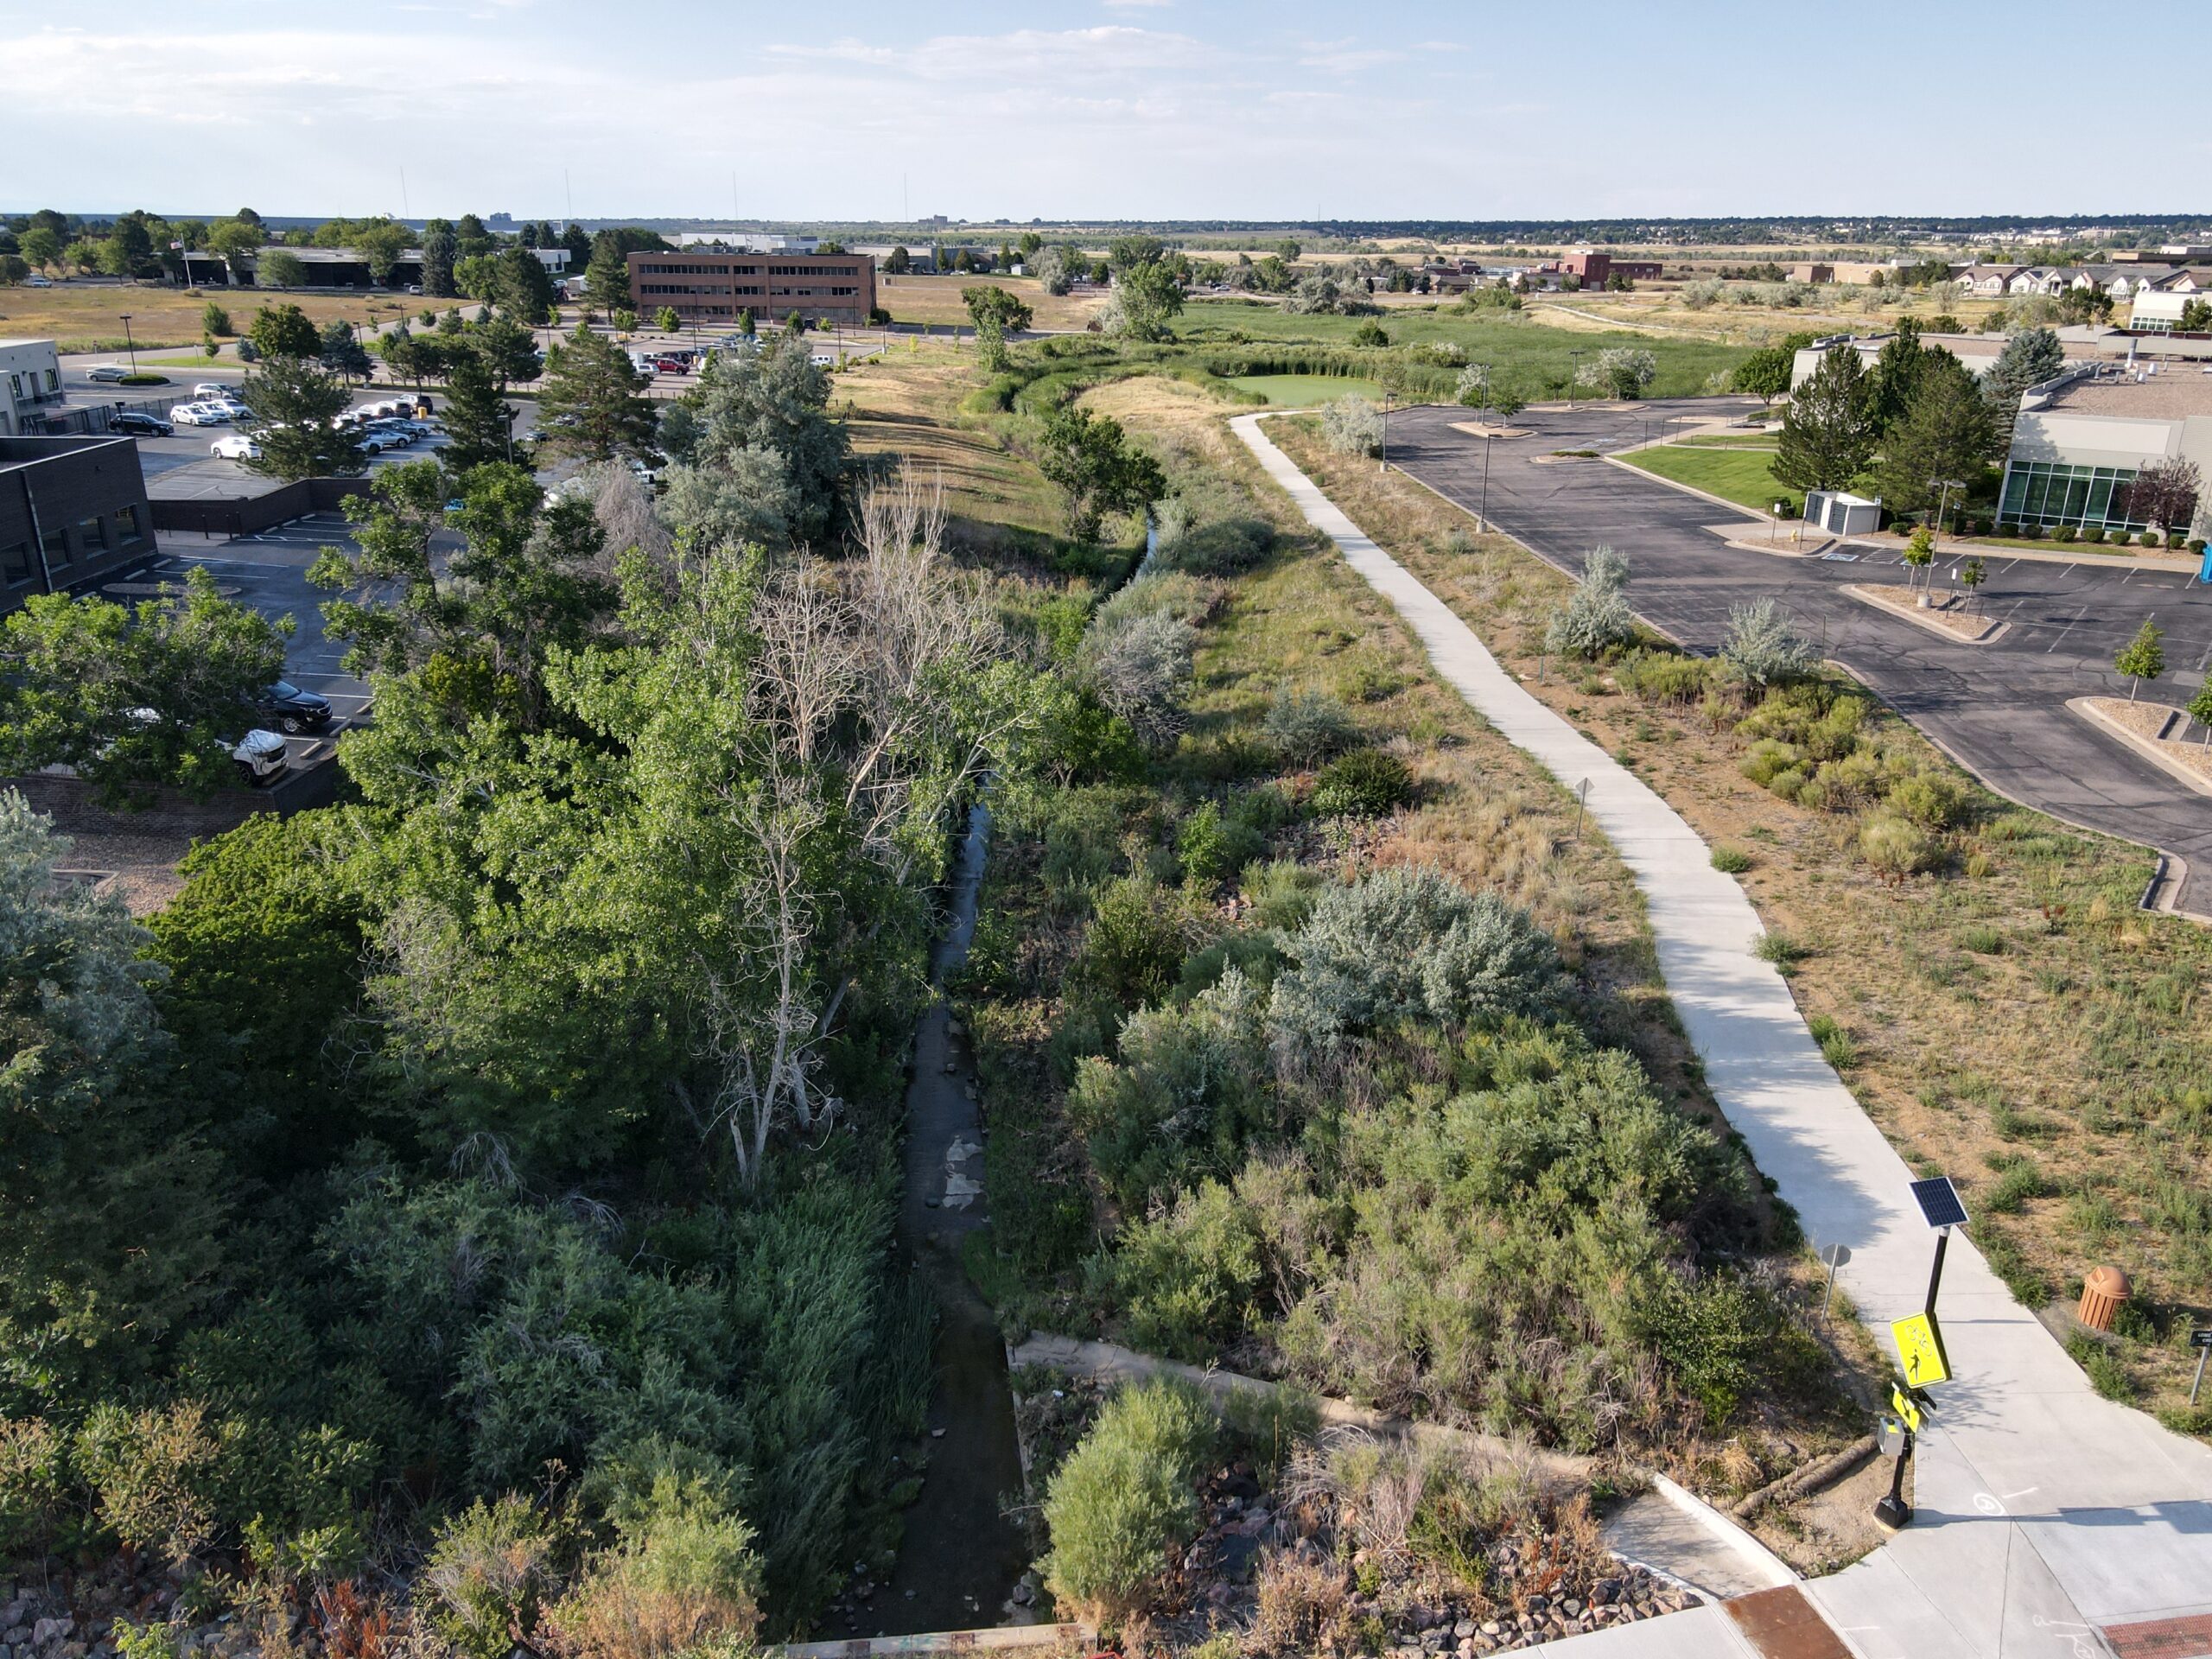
[25,274,54,289]
[110,410,174,437]
[86,365,130,383]
[232,729,289,785]
[191,383,233,400]
[211,432,263,461]
[170,402,233,426]
[257,680,334,734]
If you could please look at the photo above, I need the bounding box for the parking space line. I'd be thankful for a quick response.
[2045,605,2089,653]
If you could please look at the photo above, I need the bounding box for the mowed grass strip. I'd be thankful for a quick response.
[0,283,423,352]
[1621,441,1800,514]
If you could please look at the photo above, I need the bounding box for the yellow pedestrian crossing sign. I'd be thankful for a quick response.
[1890,1385,1924,1434]
[1891,1312,1951,1386]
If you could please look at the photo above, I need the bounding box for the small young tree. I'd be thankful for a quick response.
[962,284,1033,372]
[2189,680,2212,746]
[2121,457,2201,537]
[200,301,232,338]
[2114,618,2164,702]
[1729,345,1795,404]
[1454,363,1490,409]
[654,305,681,333]
[1901,524,1936,596]
[1960,556,1986,613]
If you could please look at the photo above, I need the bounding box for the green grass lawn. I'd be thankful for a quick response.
[1675,431,1778,448]
[1621,442,1799,514]
[1229,372,1383,406]
[1179,300,1748,400]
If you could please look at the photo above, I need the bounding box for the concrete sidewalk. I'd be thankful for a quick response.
[1232,413,2212,1659]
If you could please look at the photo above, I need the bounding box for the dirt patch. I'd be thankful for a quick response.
[1449,422,1533,440]
[1842,583,2004,643]
[1750,1451,1901,1579]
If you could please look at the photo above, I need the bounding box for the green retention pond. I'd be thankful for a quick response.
[1230,372,1384,406]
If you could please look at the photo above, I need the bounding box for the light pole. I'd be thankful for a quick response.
[1379,386,1390,475]
[1569,349,1586,406]
[118,314,138,378]
[1931,478,1966,557]
[1479,432,1494,532]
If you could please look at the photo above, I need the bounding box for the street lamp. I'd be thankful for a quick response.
[1379,386,1390,475]
[1569,348,1586,406]
[1931,478,1966,556]
[118,314,138,377]
[1479,432,1494,532]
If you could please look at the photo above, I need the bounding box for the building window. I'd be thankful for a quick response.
[79,517,110,553]
[1,542,31,586]
[1999,461,2146,530]
[41,526,69,568]
[116,505,144,547]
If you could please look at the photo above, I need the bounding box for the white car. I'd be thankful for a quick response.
[170,402,233,426]
[211,432,263,461]
[232,729,289,785]
[86,364,130,382]
[191,382,234,400]
[25,274,54,289]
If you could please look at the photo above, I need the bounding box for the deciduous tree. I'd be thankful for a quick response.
[2115,618,2164,701]
[249,302,321,360]
[1033,405,1166,541]
[961,285,1033,371]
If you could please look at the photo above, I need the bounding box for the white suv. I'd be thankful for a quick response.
[232,729,289,785]
[170,402,234,426]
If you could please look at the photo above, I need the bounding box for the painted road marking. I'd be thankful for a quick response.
[2047,606,2089,652]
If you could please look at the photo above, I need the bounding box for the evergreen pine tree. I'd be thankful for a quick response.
[1774,346,1878,493]
[442,346,513,473]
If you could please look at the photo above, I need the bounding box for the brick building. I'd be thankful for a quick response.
[627,251,877,327]
[1560,251,1663,287]
[1,436,156,613]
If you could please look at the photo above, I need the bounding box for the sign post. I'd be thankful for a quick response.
[2190,1329,2212,1407]
[1877,1177,1970,1532]
[1820,1243,1852,1320]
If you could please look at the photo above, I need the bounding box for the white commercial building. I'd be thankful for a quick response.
[0,340,62,437]
[1999,371,2212,539]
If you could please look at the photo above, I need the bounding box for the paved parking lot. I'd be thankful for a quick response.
[107,512,371,772]
[1385,399,2212,913]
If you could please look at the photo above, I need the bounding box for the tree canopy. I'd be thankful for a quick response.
[537,325,658,466]
[1774,346,1877,493]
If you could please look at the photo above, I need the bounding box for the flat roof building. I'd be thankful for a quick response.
[2000,370,2212,539]
[628,251,875,327]
[1,435,156,612]
[1,340,62,437]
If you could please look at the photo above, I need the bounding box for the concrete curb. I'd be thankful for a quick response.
[1840,582,2008,645]
[1645,1474,1798,1592]
[2069,696,2212,800]
[771,1624,1093,1657]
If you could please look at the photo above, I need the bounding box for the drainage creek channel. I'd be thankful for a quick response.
[821,799,1033,1638]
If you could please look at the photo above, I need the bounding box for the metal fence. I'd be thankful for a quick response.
[22,397,179,437]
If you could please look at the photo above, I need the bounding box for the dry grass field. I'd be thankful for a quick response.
[874,271,1107,332]
[0,281,421,352]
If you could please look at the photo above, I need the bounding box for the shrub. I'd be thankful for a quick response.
[1981,1158,2048,1214]
[1710,846,1753,874]
[1739,738,1802,788]
[1081,602,1195,750]
[1751,929,1806,969]
[1109,1179,1268,1359]
[1220,1386,1319,1481]
[550,1473,761,1659]
[1719,600,1816,688]
[1618,649,1713,703]
[1545,545,1635,659]
[1859,810,1935,880]
[73,1402,223,1567]
[1320,396,1384,458]
[1175,800,1248,888]
[1807,1014,1858,1069]
[1157,510,1274,578]
[1309,748,1414,818]
[1349,321,1390,348]
[2082,526,2106,544]
[2052,523,2076,543]
[1263,684,1360,766]
[420,1495,564,1659]
[1885,770,1969,829]
[1068,969,1273,1211]
[1240,860,1322,932]
[1042,1380,1216,1616]
[1270,868,1564,1058]
[1076,875,1205,1008]
[0,1418,71,1559]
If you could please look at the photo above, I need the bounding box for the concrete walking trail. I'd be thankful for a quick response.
[1232,413,2212,1659]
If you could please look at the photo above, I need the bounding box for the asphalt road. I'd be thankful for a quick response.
[1385,398,2212,914]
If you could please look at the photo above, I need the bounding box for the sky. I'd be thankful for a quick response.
[6,0,2209,225]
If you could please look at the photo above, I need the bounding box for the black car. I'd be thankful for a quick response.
[111,410,174,437]
[259,680,334,734]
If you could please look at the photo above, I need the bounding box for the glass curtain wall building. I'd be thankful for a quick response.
[1997,461,2149,532]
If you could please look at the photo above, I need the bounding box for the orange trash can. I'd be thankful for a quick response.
[2077,1265,2131,1332]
